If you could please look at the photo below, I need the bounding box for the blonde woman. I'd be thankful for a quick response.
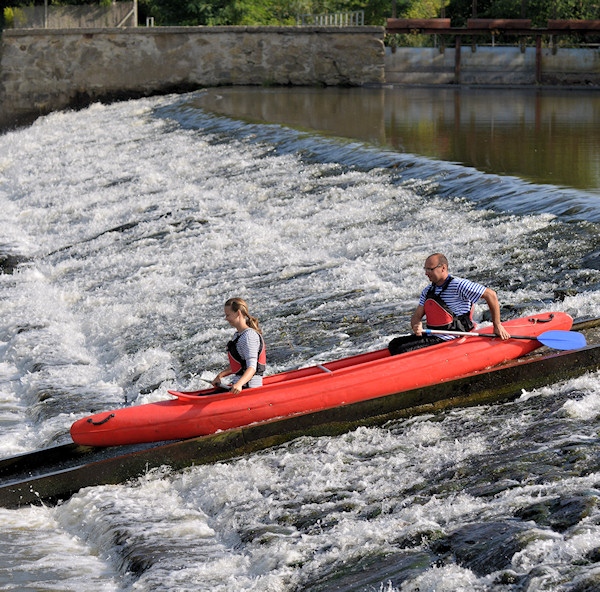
[212,298,266,394]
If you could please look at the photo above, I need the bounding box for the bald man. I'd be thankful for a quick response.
[389,253,511,356]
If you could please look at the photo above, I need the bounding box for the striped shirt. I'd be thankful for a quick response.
[231,328,263,388]
[418,276,487,341]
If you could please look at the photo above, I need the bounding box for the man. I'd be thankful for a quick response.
[389,253,511,356]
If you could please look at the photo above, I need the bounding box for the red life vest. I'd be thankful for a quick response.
[424,276,475,332]
[227,330,266,376]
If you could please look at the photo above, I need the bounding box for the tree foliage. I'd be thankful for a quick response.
[136,0,392,26]
[445,0,600,27]
[3,0,600,28]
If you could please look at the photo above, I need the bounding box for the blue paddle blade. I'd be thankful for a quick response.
[538,330,587,350]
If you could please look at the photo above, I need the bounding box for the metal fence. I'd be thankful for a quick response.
[10,1,137,29]
[297,11,365,26]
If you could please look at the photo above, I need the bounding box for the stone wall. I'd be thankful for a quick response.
[0,26,385,130]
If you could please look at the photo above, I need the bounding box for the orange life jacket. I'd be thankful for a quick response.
[424,276,475,332]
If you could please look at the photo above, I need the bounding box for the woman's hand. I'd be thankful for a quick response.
[230,367,256,395]
[230,382,243,395]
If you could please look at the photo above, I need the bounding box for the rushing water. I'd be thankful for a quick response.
[0,87,599,591]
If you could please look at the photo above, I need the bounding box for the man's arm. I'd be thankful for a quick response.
[411,304,426,336]
[481,288,511,339]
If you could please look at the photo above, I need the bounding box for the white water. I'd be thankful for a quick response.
[0,93,599,591]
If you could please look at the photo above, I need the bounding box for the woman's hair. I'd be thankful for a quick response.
[225,297,262,334]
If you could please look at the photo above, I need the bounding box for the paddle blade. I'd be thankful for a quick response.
[537,330,587,350]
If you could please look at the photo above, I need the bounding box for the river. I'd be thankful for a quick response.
[0,86,599,591]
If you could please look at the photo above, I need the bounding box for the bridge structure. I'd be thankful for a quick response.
[386,19,600,83]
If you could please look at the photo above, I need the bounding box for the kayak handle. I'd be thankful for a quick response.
[87,413,115,426]
[528,314,554,323]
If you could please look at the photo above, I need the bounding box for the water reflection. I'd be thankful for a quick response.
[191,86,600,192]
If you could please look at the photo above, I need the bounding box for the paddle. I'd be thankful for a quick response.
[424,329,587,351]
[168,378,232,398]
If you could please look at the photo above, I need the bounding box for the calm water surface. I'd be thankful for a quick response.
[193,86,600,193]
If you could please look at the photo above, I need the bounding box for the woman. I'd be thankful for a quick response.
[212,298,266,394]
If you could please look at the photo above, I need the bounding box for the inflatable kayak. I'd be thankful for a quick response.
[71,312,574,446]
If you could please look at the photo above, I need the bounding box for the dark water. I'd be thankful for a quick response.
[192,85,600,193]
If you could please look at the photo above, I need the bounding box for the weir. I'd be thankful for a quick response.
[385,18,600,85]
[2,24,600,132]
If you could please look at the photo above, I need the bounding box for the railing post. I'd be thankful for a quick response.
[536,34,542,83]
[455,37,462,84]
[298,10,364,27]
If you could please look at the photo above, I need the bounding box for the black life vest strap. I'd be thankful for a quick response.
[227,331,266,376]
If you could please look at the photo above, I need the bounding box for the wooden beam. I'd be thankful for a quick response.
[385,18,600,37]
[549,19,600,30]
[386,18,451,31]
[536,34,542,83]
[455,36,461,84]
[467,18,532,29]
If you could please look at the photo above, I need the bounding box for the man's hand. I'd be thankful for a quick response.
[494,324,511,340]
[412,321,423,336]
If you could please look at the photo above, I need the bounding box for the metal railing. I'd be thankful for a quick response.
[10,1,137,29]
[298,11,364,27]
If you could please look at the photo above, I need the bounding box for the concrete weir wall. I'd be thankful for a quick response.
[0,26,385,130]
[385,45,600,85]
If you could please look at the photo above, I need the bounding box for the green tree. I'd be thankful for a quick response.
[404,0,445,18]
[388,0,446,47]
[138,0,394,26]
[445,0,600,26]
[6,0,599,28]
[344,0,397,25]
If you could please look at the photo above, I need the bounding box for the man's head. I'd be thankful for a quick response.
[424,253,449,286]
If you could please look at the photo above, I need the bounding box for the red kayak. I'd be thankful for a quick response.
[71,312,574,446]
